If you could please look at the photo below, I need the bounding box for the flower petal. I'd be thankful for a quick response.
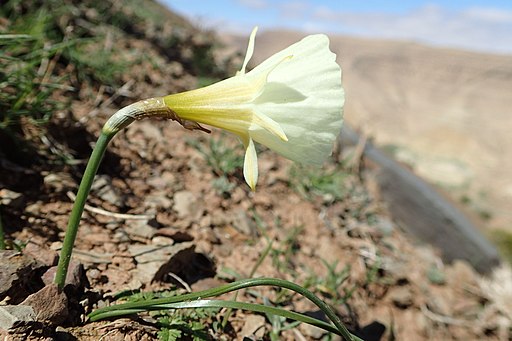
[252,110,288,142]
[248,34,344,164]
[242,136,259,191]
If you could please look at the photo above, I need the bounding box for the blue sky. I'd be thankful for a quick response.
[161,0,512,54]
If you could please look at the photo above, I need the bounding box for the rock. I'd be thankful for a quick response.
[43,173,75,193]
[124,220,156,239]
[0,189,23,208]
[128,242,195,283]
[24,202,41,215]
[0,305,35,331]
[173,190,204,221]
[389,286,414,309]
[21,284,68,325]
[23,243,58,267]
[211,214,230,227]
[147,175,172,190]
[0,251,43,302]
[231,209,257,236]
[151,236,175,246]
[240,314,266,339]
[41,261,84,289]
[301,323,327,339]
[144,192,172,209]
[90,175,123,206]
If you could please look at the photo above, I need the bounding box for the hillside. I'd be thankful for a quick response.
[1,1,512,340]
[225,30,512,234]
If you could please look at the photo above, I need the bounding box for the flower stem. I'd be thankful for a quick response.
[54,132,113,288]
[54,98,172,289]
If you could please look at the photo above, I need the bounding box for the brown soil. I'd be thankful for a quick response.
[1,2,511,340]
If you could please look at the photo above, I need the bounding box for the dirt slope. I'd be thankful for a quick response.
[2,2,512,340]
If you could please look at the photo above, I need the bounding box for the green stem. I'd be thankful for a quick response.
[54,97,173,289]
[54,132,112,288]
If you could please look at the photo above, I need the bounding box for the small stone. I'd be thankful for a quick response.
[114,231,131,243]
[147,176,171,190]
[21,284,68,325]
[87,268,102,280]
[240,314,266,339]
[106,222,121,230]
[54,326,75,341]
[0,305,35,331]
[91,175,123,206]
[128,242,195,283]
[151,236,175,246]
[136,121,163,140]
[24,202,40,215]
[41,261,84,289]
[301,323,328,339]
[173,190,204,221]
[145,193,172,209]
[0,189,23,208]
[0,250,42,301]
[231,209,257,236]
[389,286,414,309]
[43,173,75,193]
[23,243,58,267]
[124,220,155,239]
[50,241,62,251]
[386,263,410,285]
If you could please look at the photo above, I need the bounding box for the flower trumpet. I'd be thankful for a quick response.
[104,27,345,190]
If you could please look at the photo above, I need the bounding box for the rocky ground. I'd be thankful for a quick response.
[1,1,511,340]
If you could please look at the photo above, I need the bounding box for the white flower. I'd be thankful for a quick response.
[163,27,344,190]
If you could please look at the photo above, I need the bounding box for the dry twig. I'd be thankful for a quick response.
[67,191,154,220]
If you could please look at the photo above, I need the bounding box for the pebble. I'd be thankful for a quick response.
[0,189,23,208]
[124,220,155,239]
[0,305,35,331]
[240,314,266,339]
[173,190,204,221]
[389,286,414,309]
[231,209,257,236]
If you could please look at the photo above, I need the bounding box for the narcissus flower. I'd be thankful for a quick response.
[163,28,344,190]
[105,27,344,190]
